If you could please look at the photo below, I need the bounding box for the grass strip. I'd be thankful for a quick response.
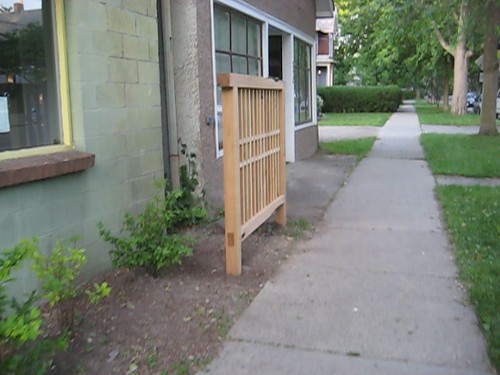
[421,134,500,178]
[415,102,500,126]
[436,185,500,369]
[319,137,376,160]
[319,112,391,127]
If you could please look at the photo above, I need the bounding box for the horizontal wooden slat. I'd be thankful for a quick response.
[240,196,286,240]
[218,73,285,90]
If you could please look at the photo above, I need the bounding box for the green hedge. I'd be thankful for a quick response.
[317,86,402,113]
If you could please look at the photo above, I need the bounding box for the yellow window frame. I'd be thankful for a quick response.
[0,0,72,161]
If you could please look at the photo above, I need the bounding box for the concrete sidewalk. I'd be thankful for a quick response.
[201,105,494,374]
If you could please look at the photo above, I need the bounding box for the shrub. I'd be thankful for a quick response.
[177,141,208,226]
[317,86,402,113]
[1,239,67,375]
[99,182,200,277]
[32,239,87,332]
[317,94,324,115]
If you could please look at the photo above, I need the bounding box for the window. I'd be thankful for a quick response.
[0,0,63,153]
[294,38,312,124]
[317,32,329,55]
[214,5,262,153]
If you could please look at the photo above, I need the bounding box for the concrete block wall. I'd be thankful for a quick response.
[1,0,164,299]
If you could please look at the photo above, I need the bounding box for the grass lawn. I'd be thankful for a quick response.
[421,134,500,177]
[416,102,500,126]
[319,137,376,160]
[319,112,391,127]
[436,186,500,369]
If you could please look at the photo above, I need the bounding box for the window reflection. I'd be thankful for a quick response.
[0,0,61,152]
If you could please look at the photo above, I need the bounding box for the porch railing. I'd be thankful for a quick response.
[218,73,287,275]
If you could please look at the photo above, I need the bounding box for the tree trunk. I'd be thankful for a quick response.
[479,0,499,136]
[443,74,450,112]
[450,2,471,115]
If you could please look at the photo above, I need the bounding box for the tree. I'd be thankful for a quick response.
[430,0,478,114]
[478,0,499,136]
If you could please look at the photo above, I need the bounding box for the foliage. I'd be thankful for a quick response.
[318,86,402,113]
[402,91,416,100]
[436,186,500,369]
[0,23,47,83]
[316,95,324,115]
[99,182,197,277]
[32,239,86,331]
[334,0,486,106]
[0,239,67,375]
[85,282,112,305]
[421,134,500,178]
[0,239,40,345]
[177,142,208,226]
[320,137,376,160]
[319,112,391,127]
[284,218,314,240]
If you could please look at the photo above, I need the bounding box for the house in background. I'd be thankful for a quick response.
[0,0,332,298]
[168,0,334,208]
[315,6,338,87]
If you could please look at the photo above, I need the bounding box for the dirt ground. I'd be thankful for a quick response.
[47,220,309,375]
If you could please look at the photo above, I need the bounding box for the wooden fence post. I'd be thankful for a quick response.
[220,81,242,276]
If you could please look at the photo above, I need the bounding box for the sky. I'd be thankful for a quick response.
[0,0,41,10]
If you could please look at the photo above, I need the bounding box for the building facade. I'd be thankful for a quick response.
[315,8,338,87]
[0,0,332,297]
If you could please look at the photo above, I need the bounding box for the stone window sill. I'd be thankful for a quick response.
[0,151,95,188]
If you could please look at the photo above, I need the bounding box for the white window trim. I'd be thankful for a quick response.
[293,35,317,131]
[0,0,72,160]
[211,0,317,159]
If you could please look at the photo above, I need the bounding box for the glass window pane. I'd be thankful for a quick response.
[216,53,231,73]
[294,39,312,124]
[248,58,260,76]
[231,13,247,54]
[214,8,230,51]
[232,56,247,74]
[247,20,260,57]
[0,0,61,152]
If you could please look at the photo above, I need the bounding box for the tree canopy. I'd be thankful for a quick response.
[335,0,490,114]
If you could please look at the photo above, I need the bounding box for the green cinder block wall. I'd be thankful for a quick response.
[1,0,164,300]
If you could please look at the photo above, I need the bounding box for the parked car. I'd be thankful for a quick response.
[467,92,477,108]
[473,94,482,114]
[473,91,500,117]
[497,89,500,118]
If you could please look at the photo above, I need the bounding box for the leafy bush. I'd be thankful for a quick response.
[317,86,402,113]
[177,142,208,225]
[317,94,324,115]
[0,239,67,375]
[99,183,199,277]
[32,239,87,331]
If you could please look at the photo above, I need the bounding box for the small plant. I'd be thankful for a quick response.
[177,141,208,226]
[99,181,197,277]
[317,94,324,118]
[285,218,313,239]
[32,238,86,331]
[85,282,111,305]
